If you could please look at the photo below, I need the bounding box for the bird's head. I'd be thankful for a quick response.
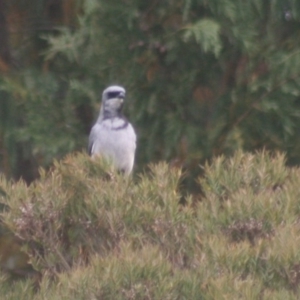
[101,85,126,118]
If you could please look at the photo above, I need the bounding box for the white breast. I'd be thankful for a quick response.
[90,118,136,174]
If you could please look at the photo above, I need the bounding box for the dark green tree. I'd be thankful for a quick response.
[2,0,300,185]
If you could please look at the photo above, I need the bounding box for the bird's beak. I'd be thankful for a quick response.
[119,91,125,99]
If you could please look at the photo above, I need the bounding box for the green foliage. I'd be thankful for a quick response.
[2,0,300,185]
[1,151,300,297]
[183,19,222,57]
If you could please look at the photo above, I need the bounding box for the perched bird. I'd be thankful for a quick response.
[88,85,136,175]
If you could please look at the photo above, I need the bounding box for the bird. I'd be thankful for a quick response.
[88,85,136,175]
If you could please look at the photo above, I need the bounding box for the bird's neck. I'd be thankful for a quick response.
[98,106,123,122]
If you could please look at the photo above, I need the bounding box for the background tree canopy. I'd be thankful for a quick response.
[1,0,300,187]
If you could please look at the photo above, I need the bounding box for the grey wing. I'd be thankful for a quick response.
[128,123,137,148]
[88,125,98,155]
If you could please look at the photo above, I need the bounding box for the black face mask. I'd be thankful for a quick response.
[107,91,123,99]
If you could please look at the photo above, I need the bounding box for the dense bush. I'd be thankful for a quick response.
[1,151,300,298]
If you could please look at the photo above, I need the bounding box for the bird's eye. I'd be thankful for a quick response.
[107,91,120,99]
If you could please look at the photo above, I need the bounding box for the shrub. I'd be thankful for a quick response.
[1,151,300,298]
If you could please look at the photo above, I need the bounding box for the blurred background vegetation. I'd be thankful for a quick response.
[1,0,300,187]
